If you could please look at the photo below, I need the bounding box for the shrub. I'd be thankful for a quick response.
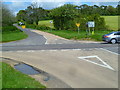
[25,24,36,29]
[36,25,51,30]
[2,26,20,32]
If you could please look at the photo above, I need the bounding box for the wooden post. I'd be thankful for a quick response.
[89,27,91,35]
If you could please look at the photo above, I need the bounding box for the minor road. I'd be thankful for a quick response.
[1,25,46,46]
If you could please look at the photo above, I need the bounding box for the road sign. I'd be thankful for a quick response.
[22,25,26,29]
[76,23,80,27]
[88,21,95,27]
[50,21,53,23]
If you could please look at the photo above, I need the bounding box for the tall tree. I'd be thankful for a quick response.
[49,4,77,30]
[2,4,16,26]
[17,2,49,25]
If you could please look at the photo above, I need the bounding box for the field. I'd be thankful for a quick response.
[101,16,118,30]
[38,20,54,28]
[2,62,46,88]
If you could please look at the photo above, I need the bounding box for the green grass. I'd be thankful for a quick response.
[2,62,46,88]
[38,20,54,28]
[102,16,118,30]
[1,31,28,42]
[40,29,113,41]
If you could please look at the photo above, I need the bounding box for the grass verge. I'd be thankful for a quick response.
[1,26,28,42]
[2,62,46,88]
[1,31,28,42]
[39,29,113,41]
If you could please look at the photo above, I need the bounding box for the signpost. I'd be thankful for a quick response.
[76,23,80,34]
[87,21,95,35]
[49,20,53,31]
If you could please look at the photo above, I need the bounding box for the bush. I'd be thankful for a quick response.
[2,26,20,32]
[36,25,51,30]
[25,24,36,29]
[52,13,108,31]
[26,24,51,30]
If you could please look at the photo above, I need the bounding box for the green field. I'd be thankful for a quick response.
[2,62,46,88]
[102,16,118,30]
[38,20,54,28]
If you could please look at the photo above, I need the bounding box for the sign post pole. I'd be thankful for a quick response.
[76,23,80,34]
[87,21,95,35]
[89,27,91,35]
[50,21,53,32]
[78,26,80,34]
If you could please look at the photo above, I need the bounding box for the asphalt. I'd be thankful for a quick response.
[1,25,119,52]
[2,48,118,88]
[1,25,46,46]
[1,25,119,88]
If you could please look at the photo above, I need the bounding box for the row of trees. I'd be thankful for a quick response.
[17,3,119,30]
[17,3,50,25]
[49,4,106,30]
[75,4,120,16]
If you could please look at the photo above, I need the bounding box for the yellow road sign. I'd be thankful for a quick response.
[22,25,26,29]
[76,23,80,27]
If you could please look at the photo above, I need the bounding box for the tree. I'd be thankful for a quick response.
[106,5,116,15]
[49,4,77,30]
[17,2,49,25]
[2,4,16,26]
[116,5,120,15]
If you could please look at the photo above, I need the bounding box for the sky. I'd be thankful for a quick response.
[2,0,120,16]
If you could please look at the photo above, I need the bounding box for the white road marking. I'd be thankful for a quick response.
[17,51,23,52]
[27,50,35,52]
[100,48,119,55]
[78,55,114,71]
[43,36,48,44]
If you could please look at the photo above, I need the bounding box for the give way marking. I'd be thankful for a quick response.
[78,55,114,71]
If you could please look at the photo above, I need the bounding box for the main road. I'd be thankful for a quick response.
[1,25,119,53]
[1,25,119,88]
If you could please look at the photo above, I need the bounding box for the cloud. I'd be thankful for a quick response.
[2,0,119,16]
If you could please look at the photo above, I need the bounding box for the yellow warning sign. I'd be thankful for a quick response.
[76,23,80,27]
[22,25,26,29]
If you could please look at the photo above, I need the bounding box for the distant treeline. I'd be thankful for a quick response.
[17,3,120,25]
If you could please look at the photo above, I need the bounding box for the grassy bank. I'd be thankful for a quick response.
[1,26,28,42]
[2,62,46,88]
[101,16,118,30]
[1,31,28,42]
[40,29,112,41]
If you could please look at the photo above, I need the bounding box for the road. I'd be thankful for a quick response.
[1,25,119,88]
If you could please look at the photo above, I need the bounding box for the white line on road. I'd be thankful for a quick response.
[78,55,115,71]
[27,50,35,52]
[100,48,119,55]
[43,36,48,44]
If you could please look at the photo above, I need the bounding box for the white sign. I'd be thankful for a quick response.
[88,21,95,27]
[50,21,53,23]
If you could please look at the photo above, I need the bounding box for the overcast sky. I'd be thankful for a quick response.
[2,0,119,16]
